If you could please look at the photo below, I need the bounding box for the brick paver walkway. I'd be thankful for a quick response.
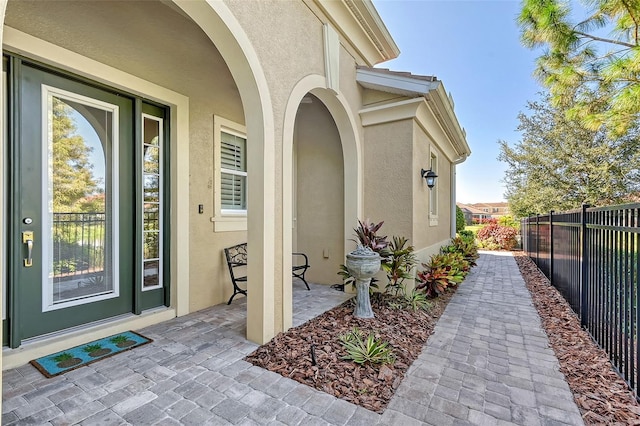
[2,252,584,425]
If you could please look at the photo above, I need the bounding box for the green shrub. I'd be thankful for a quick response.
[405,289,432,311]
[456,206,466,232]
[339,327,396,365]
[458,229,474,240]
[498,215,520,229]
[415,235,479,298]
[450,236,479,266]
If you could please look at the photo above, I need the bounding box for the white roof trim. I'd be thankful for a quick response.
[356,67,439,97]
[311,0,400,66]
[357,68,472,160]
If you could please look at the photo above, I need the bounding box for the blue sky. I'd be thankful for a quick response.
[372,0,544,203]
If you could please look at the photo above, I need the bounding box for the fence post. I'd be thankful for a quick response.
[527,213,532,259]
[549,210,554,286]
[536,214,540,265]
[580,204,590,328]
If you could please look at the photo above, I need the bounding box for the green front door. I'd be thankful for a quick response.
[10,61,137,345]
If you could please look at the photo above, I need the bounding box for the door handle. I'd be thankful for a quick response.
[23,231,34,267]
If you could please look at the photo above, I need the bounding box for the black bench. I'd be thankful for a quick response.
[223,243,311,305]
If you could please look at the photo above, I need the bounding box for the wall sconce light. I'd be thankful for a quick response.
[421,168,438,189]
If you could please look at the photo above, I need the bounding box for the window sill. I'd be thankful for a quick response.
[211,216,247,232]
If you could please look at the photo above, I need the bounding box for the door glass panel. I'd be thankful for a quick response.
[142,115,162,290]
[143,175,159,202]
[143,147,160,174]
[45,88,118,308]
[143,231,159,259]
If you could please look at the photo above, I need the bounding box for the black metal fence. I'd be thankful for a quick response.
[522,204,640,399]
[53,212,106,278]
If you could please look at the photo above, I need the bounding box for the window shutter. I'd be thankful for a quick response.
[220,132,247,210]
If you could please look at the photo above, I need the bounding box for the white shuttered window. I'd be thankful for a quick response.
[220,131,247,212]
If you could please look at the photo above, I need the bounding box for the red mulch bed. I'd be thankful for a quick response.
[245,291,455,413]
[513,252,640,425]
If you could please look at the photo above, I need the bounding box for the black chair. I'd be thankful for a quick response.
[224,243,248,305]
[224,243,311,305]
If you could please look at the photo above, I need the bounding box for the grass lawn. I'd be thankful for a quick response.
[464,224,483,235]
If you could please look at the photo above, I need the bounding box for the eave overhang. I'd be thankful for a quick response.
[357,67,471,163]
[311,0,400,66]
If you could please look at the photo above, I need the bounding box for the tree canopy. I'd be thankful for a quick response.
[519,0,640,136]
[498,93,640,217]
[53,98,104,213]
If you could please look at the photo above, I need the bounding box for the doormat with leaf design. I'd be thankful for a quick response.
[30,331,152,378]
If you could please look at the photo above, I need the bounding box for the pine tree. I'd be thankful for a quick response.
[52,98,103,212]
[519,0,640,136]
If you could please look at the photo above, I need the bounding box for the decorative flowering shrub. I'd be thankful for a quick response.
[472,218,497,225]
[476,223,518,250]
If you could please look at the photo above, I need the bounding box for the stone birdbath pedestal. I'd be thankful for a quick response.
[345,245,381,319]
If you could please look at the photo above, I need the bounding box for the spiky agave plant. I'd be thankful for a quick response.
[338,327,395,365]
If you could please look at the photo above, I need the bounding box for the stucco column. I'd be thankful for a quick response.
[175,0,278,345]
[245,104,277,345]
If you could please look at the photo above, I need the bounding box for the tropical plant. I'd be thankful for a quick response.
[352,219,389,253]
[450,236,479,266]
[404,289,431,312]
[381,236,417,296]
[434,252,469,284]
[339,219,389,292]
[415,266,451,298]
[337,264,355,288]
[415,249,474,298]
[338,327,396,365]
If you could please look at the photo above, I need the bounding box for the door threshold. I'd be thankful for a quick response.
[3,307,175,370]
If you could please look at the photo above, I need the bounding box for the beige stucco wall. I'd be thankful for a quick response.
[224,0,367,332]
[4,0,248,311]
[361,115,454,269]
[294,96,344,285]
[362,119,413,240]
[3,0,396,347]
[412,121,453,251]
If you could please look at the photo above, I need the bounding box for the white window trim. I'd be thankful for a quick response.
[213,115,247,232]
[41,85,120,311]
[141,113,163,292]
[429,149,439,227]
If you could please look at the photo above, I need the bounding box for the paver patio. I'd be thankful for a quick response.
[2,252,584,425]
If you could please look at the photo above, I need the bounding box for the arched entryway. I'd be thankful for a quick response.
[281,77,362,330]
[0,0,277,362]
[293,94,345,283]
